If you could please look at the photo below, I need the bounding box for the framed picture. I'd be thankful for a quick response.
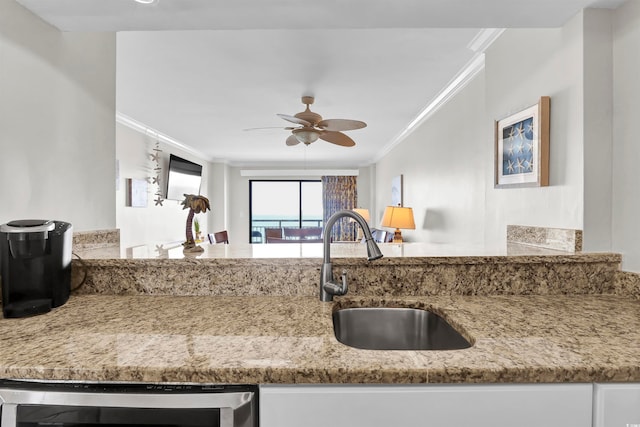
[391,175,403,207]
[495,96,550,188]
[126,178,148,208]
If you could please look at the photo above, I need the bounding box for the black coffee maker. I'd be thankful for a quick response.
[0,219,73,318]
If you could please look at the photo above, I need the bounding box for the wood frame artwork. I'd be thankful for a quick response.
[495,96,550,188]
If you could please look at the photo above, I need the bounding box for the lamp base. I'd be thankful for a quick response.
[392,228,403,243]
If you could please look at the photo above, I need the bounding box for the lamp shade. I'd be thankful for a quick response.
[380,206,415,230]
[351,208,371,223]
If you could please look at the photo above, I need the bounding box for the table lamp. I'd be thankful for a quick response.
[380,206,415,243]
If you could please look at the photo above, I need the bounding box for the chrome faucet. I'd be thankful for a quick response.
[320,209,383,302]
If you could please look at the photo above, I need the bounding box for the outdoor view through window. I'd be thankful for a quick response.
[250,180,322,243]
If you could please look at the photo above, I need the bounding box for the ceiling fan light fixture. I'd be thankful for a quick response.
[134,0,157,4]
[274,96,366,148]
[293,128,320,145]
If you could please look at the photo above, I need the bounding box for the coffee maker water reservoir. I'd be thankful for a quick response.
[0,220,72,318]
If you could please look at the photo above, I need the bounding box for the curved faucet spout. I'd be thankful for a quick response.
[320,210,383,302]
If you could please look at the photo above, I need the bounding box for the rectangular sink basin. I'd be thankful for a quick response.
[332,307,472,350]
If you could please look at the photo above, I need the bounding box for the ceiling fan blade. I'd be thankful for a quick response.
[286,134,301,146]
[319,131,356,147]
[277,113,312,127]
[317,119,367,132]
[243,126,296,131]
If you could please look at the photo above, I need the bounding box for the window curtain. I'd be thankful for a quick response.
[322,176,357,241]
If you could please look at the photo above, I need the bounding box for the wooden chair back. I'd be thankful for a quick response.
[213,230,229,244]
[264,228,283,241]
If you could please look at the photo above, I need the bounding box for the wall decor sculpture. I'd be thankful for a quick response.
[150,139,164,206]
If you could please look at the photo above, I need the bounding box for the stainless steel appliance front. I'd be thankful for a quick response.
[0,381,257,427]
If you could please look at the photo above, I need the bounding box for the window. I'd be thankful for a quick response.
[249,180,322,243]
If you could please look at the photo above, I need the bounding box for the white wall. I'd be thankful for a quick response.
[612,0,640,271]
[355,165,374,214]
[207,162,230,235]
[375,71,488,245]
[115,123,211,249]
[582,9,613,252]
[484,20,586,248]
[0,0,116,231]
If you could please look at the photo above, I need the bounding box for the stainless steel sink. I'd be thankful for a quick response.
[332,307,472,350]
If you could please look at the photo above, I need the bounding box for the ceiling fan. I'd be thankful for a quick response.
[250,96,367,147]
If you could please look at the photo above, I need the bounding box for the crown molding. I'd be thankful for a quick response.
[240,169,359,177]
[373,28,504,164]
[116,112,212,161]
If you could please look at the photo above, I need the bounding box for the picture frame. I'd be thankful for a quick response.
[126,178,148,208]
[495,96,550,188]
[391,175,403,207]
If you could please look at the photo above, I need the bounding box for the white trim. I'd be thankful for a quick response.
[467,28,503,52]
[373,28,504,164]
[240,169,359,177]
[116,112,211,161]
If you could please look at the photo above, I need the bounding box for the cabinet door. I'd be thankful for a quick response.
[260,384,592,427]
[593,383,640,427]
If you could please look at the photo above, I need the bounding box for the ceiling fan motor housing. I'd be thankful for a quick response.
[293,96,322,125]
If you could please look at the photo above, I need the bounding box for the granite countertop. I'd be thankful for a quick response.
[0,293,638,384]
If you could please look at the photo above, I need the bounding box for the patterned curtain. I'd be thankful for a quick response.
[322,176,358,241]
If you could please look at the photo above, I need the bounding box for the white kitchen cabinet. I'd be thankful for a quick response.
[593,383,640,427]
[260,383,592,427]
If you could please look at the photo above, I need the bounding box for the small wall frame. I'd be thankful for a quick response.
[391,175,403,207]
[126,178,148,208]
[494,96,550,188]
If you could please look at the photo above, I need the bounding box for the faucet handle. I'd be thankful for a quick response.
[339,270,348,295]
[322,269,348,297]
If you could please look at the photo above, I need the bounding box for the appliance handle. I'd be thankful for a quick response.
[0,402,237,427]
[0,403,17,427]
[220,407,234,427]
[0,388,253,409]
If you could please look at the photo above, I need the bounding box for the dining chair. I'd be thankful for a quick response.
[264,228,283,242]
[251,230,263,243]
[213,230,229,244]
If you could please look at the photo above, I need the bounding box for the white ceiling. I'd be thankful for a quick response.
[16,0,626,168]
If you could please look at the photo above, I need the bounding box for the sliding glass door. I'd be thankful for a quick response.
[249,180,322,243]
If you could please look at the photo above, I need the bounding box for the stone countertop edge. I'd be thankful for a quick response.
[73,252,623,266]
[0,294,638,385]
